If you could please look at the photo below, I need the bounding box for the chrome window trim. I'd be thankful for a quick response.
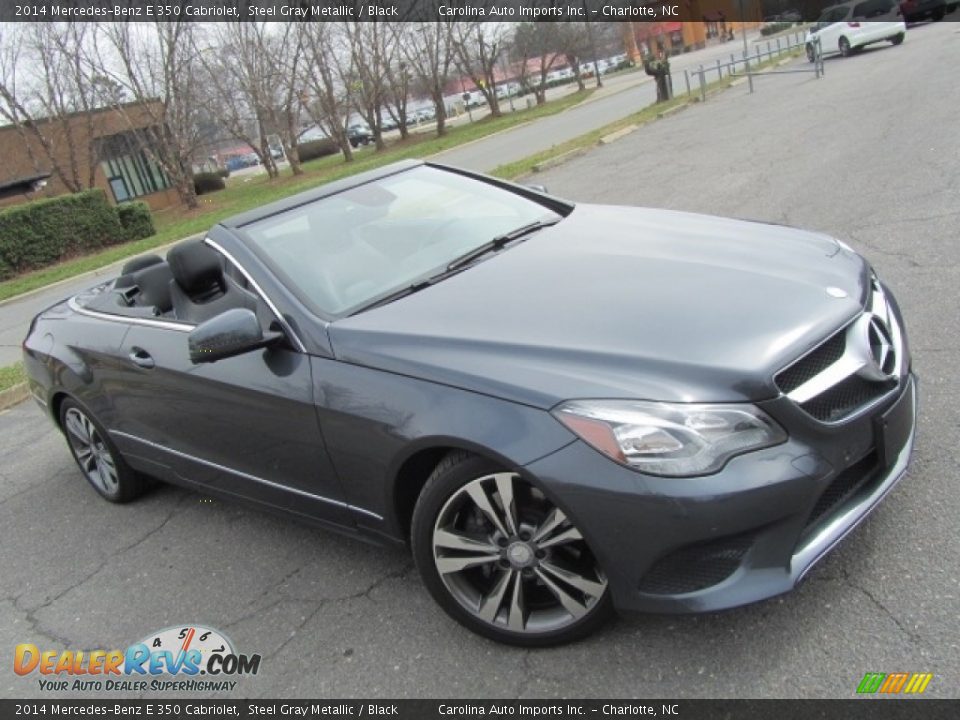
[68,296,194,333]
[111,430,383,521]
[203,237,308,353]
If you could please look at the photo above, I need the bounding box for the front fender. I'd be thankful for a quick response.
[310,357,575,539]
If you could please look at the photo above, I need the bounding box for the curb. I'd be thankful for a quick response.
[532,148,590,173]
[657,104,689,120]
[0,233,204,308]
[0,382,29,412]
[600,125,639,145]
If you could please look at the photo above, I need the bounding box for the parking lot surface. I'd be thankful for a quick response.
[2,22,958,699]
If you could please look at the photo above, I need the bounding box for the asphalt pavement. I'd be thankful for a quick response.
[2,21,958,700]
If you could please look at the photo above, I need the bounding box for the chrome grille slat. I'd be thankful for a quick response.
[775,276,904,424]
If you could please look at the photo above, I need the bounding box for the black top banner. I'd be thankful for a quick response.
[1,700,959,719]
[0,0,895,24]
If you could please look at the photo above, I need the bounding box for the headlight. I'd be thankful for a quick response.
[552,400,786,477]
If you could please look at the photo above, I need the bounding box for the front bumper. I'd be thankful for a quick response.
[523,374,916,614]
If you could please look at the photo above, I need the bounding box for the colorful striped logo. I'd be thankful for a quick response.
[857,672,933,695]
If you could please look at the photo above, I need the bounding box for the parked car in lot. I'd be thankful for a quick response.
[899,0,947,22]
[23,160,915,646]
[806,0,906,59]
[224,153,259,172]
[347,123,372,148]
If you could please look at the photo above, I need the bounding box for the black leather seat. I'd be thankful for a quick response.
[167,240,257,324]
[132,263,174,314]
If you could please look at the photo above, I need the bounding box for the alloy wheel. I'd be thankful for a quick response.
[431,472,607,635]
[64,407,119,496]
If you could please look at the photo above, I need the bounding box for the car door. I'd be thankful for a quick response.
[109,286,352,527]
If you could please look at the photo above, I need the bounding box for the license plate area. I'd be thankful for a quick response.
[875,379,914,469]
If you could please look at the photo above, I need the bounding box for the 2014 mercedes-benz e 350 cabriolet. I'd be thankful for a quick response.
[23,160,916,646]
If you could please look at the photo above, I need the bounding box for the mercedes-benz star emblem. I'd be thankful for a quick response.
[853,313,897,381]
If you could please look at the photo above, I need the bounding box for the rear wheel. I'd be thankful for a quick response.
[839,37,853,57]
[60,398,148,503]
[891,33,905,46]
[412,451,613,646]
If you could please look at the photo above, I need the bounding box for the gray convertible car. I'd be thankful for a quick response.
[23,160,916,646]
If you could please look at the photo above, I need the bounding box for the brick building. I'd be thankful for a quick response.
[0,101,180,210]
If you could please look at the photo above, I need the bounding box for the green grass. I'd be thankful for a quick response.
[0,89,594,304]
[0,361,25,392]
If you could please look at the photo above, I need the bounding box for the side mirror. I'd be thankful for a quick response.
[188,308,282,364]
[525,184,549,194]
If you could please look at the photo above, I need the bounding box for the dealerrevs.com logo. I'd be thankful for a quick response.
[14,625,261,692]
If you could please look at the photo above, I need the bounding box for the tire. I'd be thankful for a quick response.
[805,44,815,63]
[411,451,613,646]
[59,398,149,503]
[839,37,852,57]
[891,33,905,46]
[933,8,945,20]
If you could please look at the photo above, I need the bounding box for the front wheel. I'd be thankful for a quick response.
[806,44,816,63]
[839,37,853,57]
[891,33,905,46]
[411,452,613,646]
[60,398,148,503]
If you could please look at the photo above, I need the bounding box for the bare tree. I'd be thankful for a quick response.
[264,23,306,175]
[399,22,454,137]
[382,38,412,141]
[511,23,563,106]
[557,23,594,92]
[200,23,280,178]
[342,21,392,149]
[0,23,104,194]
[300,22,355,162]
[94,22,207,209]
[451,22,507,117]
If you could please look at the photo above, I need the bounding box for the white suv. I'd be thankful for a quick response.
[806,0,907,59]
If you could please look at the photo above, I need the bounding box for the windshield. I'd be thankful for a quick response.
[241,166,562,316]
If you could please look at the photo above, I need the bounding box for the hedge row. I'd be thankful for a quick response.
[0,189,155,281]
[116,201,156,242]
[297,138,339,163]
[193,171,226,195]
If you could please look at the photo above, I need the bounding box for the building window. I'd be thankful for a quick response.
[98,131,171,202]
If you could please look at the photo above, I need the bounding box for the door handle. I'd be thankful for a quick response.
[128,347,155,369]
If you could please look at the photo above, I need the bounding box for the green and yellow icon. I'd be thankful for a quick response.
[857,672,933,695]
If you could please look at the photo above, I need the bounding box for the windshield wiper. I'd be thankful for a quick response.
[357,219,559,314]
[446,219,559,272]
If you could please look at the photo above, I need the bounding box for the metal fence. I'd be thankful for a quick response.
[680,30,825,103]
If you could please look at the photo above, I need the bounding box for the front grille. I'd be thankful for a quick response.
[800,375,895,422]
[638,533,754,595]
[776,277,904,424]
[775,332,846,395]
[800,451,880,540]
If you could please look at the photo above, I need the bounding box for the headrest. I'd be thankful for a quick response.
[134,263,173,312]
[121,254,163,275]
[167,240,223,294]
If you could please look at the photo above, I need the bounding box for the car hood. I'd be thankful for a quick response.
[328,204,869,408]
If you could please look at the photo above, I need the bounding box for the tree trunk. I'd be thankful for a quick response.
[433,94,447,136]
[334,130,354,162]
[177,174,198,210]
[286,145,303,175]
